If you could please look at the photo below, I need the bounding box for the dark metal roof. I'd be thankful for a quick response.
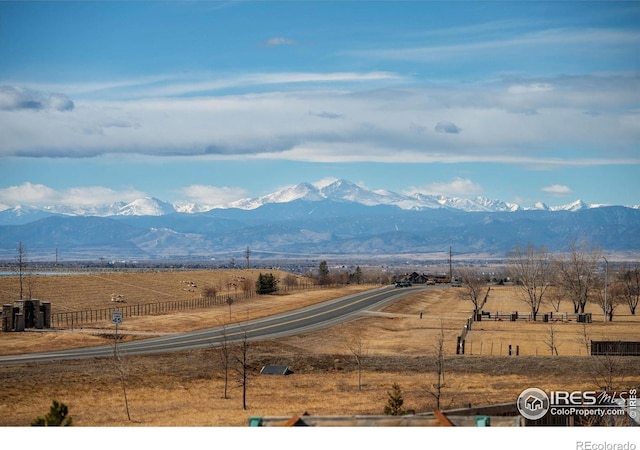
[260,365,293,375]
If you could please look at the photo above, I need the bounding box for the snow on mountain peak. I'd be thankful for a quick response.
[530,201,550,211]
[118,197,176,216]
[226,182,323,210]
[552,199,589,212]
[0,179,618,219]
[312,177,340,189]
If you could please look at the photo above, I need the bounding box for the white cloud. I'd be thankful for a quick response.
[177,184,247,206]
[405,177,483,196]
[0,182,145,207]
[0,182,58,204]
[0,86,74,111]
[0,73,638,168]
[434,121,462,134]
[264,37,296,47]
[541,184,573,196]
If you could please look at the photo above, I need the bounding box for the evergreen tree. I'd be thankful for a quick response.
[353,265,363,284]
[383,383,406,416]
[32,400,73,426]
[318,260,329,285]
[255,273,278,294]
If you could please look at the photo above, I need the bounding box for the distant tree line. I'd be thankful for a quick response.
[456,239,639,321]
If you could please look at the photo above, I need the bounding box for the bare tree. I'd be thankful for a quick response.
[590,343,625,392]
[234,327,250,410]
[543,323,560,356]
[242,277,254,299]
[456,268,489,315]
[215,323,231,399]
[202,286,218,299]
[617,264,640,315]
[345,324,368,391]
[426,320,446,410]
[508,243,552,320]
[282,273,298,289]
[15,241,28,300]
[578,322,591,356]
[592,275,623,322]
[555,240,600,314]
[25,266,36,300]
[545,286,563,313]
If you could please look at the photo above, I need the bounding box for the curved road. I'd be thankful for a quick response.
[0,285,426,366]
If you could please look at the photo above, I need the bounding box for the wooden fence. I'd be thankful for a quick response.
[591,341,640,356]
[474,311,593,323]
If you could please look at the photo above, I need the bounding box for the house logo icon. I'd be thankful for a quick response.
[517,388,550,420]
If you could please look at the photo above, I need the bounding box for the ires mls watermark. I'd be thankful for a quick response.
[517,387,639,424]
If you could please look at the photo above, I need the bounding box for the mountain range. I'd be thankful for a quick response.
[1,179,639,261]
[0,179,628,221]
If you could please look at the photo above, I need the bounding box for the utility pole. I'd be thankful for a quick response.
[603,256,608,322]
[16,241,26,300]
[245,245,251,270]
[449,246,453,283]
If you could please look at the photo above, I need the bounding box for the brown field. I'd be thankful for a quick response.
[1,270,639,427]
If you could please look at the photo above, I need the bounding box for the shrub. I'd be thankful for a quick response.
[32,400,73,426]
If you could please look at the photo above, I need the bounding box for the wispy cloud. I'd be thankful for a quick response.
[309,110,344,119]
[263,37,296,47]
[347,28,640,63]
[405,177,483,197]
[19,72,403,102]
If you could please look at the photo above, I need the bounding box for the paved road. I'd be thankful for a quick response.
[0,285,426,365]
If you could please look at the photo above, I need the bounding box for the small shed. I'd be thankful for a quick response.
[260,365,293,375]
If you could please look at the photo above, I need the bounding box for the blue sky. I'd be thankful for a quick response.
[0,1,639,210]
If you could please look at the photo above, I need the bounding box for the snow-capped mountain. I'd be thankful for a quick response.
[0,178,629,221]
[117,197,176,216]
[216,179,582,213]
[1,179,639,260]
[226,182,324,210]
[551,199,589,212]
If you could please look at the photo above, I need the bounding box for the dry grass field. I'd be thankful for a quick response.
[1,270,639,428]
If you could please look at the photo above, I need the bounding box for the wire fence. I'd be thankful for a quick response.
[49,282,377,328]
[455,311,594,355]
